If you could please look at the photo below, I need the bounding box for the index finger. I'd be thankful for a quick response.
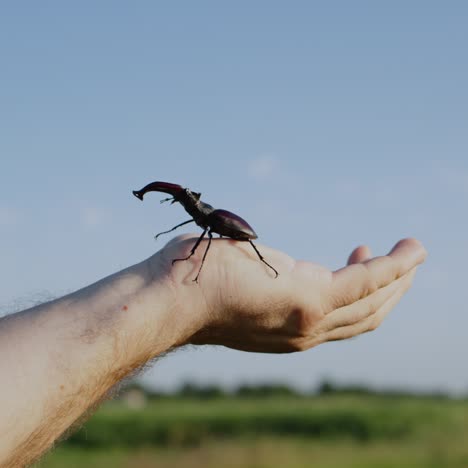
[330,238,427,309]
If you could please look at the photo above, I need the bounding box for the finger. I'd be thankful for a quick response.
[324,268,415,342]
[330,238,426,309]
[347,245,372,265]
[322,268,416,331]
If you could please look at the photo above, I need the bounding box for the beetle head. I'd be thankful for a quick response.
[182,188,202,202]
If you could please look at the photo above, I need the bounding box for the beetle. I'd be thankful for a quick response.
[133,181,279,282]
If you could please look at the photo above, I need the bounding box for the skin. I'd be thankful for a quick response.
[0,235,426,467]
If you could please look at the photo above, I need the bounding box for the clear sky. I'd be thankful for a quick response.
[1,2,467,394]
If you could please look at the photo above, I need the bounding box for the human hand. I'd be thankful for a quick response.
[0,233,425,466]
[151,236,427,353]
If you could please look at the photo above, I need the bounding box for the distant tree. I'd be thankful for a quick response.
[177,382,226,399]
[235,383,299,398]
[317,380,336,395]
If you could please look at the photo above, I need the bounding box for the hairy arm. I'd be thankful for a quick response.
[0,236,426,466]
[0,259,193,467]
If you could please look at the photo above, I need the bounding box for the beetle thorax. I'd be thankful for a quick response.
[178,189,214,228]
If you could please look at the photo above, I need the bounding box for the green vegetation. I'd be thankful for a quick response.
[34,388,468,468]
[38,437,468,468]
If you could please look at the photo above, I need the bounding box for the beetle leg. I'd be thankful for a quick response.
[172,229,207,265]
[193,230,213,283]
[154,219,195,240]
[248,240,279,278]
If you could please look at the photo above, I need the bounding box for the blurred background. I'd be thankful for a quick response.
[1,1,467,467]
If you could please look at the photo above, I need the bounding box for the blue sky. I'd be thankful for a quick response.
[1,2,467,393]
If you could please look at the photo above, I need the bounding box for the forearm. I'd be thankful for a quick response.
[0,256,187,467]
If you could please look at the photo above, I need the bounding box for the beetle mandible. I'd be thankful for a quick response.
[133,181,279,283]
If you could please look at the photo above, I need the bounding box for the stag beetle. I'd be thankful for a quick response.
[133,181,279,282]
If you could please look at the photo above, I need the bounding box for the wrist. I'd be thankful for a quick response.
[117,252,208,363]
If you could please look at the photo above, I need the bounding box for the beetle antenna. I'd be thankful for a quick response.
[160,197,174,204]
[248,240,279,278]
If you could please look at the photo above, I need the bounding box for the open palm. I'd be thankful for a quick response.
[154,235,426,353]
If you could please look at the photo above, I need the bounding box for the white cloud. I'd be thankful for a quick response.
[247,155,279,181]
[80,206,108,228]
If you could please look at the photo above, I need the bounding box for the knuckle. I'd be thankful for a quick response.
[359,280,376,300]
[364,301,376,319]
[367,317,380,332]
[359,265,378,299]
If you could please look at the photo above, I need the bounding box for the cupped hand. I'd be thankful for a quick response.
[154,235,427,353]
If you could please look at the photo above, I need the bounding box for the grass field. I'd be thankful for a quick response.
[35,395,468,467]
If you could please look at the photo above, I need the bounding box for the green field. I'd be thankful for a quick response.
[36,395,468,468]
